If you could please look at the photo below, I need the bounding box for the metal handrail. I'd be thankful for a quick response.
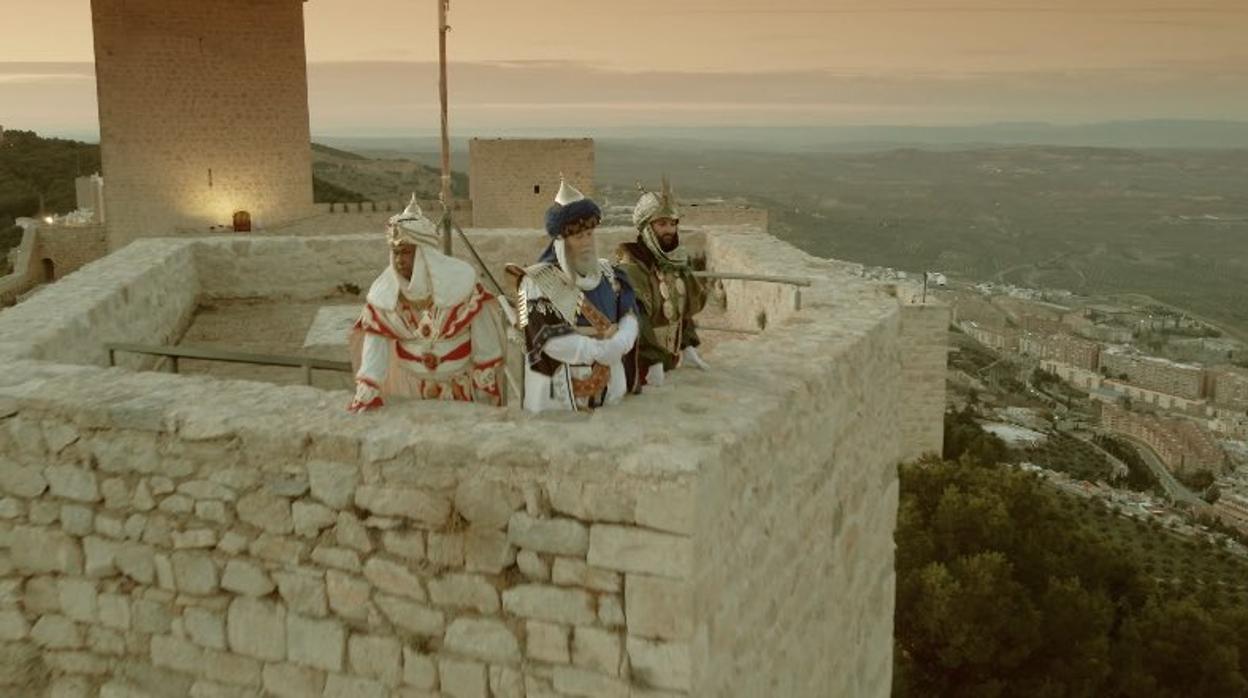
[105,343,352,386]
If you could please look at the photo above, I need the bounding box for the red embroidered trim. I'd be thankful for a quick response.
[395,339,473,369]
[441,284,496,338]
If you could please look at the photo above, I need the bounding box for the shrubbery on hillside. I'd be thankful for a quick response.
[896,425,1248,696]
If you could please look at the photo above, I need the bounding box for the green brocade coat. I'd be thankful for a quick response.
[616,240,708,372]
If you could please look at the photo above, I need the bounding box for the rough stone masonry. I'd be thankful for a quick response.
[0,228,946,697]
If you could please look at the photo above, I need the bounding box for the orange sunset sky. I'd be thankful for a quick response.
[2,1,1247,136]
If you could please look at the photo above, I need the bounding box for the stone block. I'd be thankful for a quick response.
[29,498,60,525]
[572,626,622,677]
[262,662,326,698]
[25,574,60,613]
[248,533,306,565]
[221,559,275,597]
[0,608,29,640]
[31,614,82,648]
[464,528,516,575]
[123,513,148,540]
[427,573,499,614]
[517,550,550,581]
[501,585,595,626]
[326,570,370,622]
[363,556,426,601]
[11,525,83,574]
[348,633,402,686]
[490,666,525,698]
[355,485,450,528]
[453,480,523,529]
[157,494,193,515]
[323,674,386,698]
[312,545,362,572]
[171,551,219,595]
[185,606,227,649]
[44,465,100,502]
[551,557,621,592]
[274,570,328,617]
[132,481,156,512]
[173,529,218,549]
[45,650,110,676]
[177,480,236,501]
[402,647,437,690]
[443,617,521,664]
[83,536,120,578]
[292,501,336,538]
[186,680,254,698]
[236,492,293,534]
[625,574,694,640]
[151,634,203,673]
[94,512,125,539]
[548,481,635,524]
[439,657,487,698]
[87,625,126,656]
[48,675,92,698]
[381,530,425,559]
[266,474,310,498]
[334,511,373,554]
[195,500,231,525]
[287,613,344,672]
[58,578,98,623]
[626,636,691,692]
[587,525,692,579]
[0,497,22,519]
[202,649,263,687]
[374,593,444,637]
[551,666,629,698]
[526,620,569,664]
[60,504,94,536]
[307,460,358,509]
[508,513,589,556]
[427,531,464,568]
[0,462,47,498]
[132,598,171,634]
[98,593,130,630]
[598,593,625,628]
[633,485,695,535]
[115,542,155,584]
[227,596,285,662]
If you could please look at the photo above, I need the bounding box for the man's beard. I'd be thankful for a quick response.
[658,231,680,253]
[569,242,599,277]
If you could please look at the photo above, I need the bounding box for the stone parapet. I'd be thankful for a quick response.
[0,228,941,696]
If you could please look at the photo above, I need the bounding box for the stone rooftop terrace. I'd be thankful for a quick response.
[0,227,944,697]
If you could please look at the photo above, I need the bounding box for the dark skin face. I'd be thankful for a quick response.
[393,244,417,281]
[650,217,679,251]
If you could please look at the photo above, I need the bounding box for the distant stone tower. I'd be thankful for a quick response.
[469,138,595,228]
[91,0,315,250]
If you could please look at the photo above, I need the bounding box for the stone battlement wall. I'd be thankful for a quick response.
[0,230,943,697]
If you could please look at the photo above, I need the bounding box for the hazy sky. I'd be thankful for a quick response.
[2,0,1247,136]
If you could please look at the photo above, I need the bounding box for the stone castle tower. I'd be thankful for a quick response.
[469,138,595,228]
[91,0,316,250]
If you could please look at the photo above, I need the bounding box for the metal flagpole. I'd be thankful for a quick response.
[437,0,453,255]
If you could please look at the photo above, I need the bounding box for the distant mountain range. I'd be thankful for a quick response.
[316,120,1248,154]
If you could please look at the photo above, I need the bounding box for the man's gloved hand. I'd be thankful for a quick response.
[681,346,710,370]
[347,381,384,413]
[648,362,665,386]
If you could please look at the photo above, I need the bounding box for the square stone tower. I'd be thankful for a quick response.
[91,0,316,250]
[469,138,595,228]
